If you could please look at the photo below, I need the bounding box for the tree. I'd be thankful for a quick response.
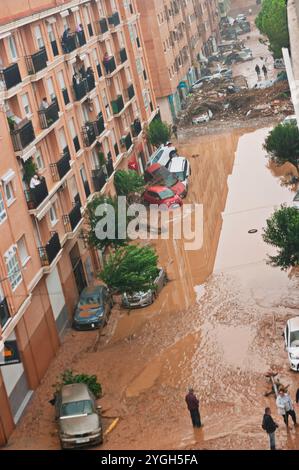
[99,245,159,294]
[114,170,145,200]
[146,119,171,148]
[86,195,129,250]
[255,0,289,58]
[263,205,299,269]
[53,369,102,398]
[264,123,299,170]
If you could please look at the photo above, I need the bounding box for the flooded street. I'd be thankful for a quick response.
[6,128,299,450]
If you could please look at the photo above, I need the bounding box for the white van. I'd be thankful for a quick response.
[166,156,191,189]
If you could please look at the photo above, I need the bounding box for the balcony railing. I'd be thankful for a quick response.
[61,33,77,53]
[38,99,59,129]
[86,72,95,92]
[62,88,70,105]
[87,23,94,37]
[92,168,107,192]
[0,297,11,328]
[106,158,114,177]
[111,95,124,114]
[76,30,86,47]
[94,113,105,136]
[10,120,35,152]
[103,56,116,74]
[50,148,71,181]
[99,18,109,34]
[127,83,135,100]
[83,180,91,198]
[38,232,61,267]
[119,47,127,64]
[51,39,59,57]
[131,118,142,137]
[108,11,120,27]
[25,47,48,74]
[96,63,102,78]
[24,177,48,210]
[82,122,96,147]
[73,135,80,152]
[63,203,82,233]
[0,63,22,90]
[73,78,88,101]
[125,132,132,150]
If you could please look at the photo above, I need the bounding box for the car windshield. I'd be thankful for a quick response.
[290,330,299,345]
[158,189,174,199]
[152,149,164,163]
[79,294,101,306]
[152,168,178,186]
[174,171,186,181]
[60,399,94,417]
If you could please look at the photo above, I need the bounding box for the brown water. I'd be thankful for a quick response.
[6,128,299,450]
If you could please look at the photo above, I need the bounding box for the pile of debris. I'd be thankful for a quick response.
[179,79,292,127]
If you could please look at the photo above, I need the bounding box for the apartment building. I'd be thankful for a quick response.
[284,0,299,125]
[136,0,220,123]
[0,0,157,445]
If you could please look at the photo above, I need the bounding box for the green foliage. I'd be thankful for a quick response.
[23,158,38,185]
[264,123,299,169]
[114,170,145,198]
[263,205,299,269]
[146,119,171,148]
[99,244,159,294]
[53,369,102,398]
[255,0,289,58]
[86,195,129,250]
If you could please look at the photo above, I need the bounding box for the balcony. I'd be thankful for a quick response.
[86,71,95,92]
[50,39,59,57]
[24,177,48,210]
[73,78,88,101]
[76,30,86,47]
[63,203,82,233]
[108,11,120,28]
[119,48,127,64]
[94,113,105,136]
[127,83,135,100]
[96,64,102,78]
[92,168,107,192]
[0,63,22,90]
[50,149,71,181]
[125,132,132,150]
[82,122,96,147]
[98,18,109,34]
[10,120,35,152]
[103,55,116,75]
[38,232,61,267]
[38,99,59,129]
[25,47,48,74]
[106,158,114,177]
[131,118,142,137]
[0,297,11,328]
[73,135,80,152]
[61,33,77,54]
[83,180,91,198]
[62,88,70,105]
[87,23,94,37]
[111,95,124,114]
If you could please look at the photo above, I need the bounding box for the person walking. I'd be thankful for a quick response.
[185,388,202,428]
[276,389,297,427]
[262,407,278,450]
[262,64,268,80]
[255,64,261,80]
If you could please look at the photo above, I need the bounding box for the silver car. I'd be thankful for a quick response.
[55,383,103,449]
[122,268,167,308]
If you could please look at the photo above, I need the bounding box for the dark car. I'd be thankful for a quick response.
[144,163,187,198]
[73,285,113,330]
[55,383,103,449]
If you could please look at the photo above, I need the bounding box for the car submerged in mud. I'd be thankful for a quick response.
[122,268,167,308]
[284,317,299,371]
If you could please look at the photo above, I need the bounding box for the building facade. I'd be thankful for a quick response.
[284,0,299,127]
[136,0,220,123]
[0,0,157,445]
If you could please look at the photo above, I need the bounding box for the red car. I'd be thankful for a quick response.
[143,186,183,208]
[144,163,187,198]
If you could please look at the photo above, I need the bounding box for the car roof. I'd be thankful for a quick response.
[167,156,187,171]
[288,317,299,331]
[61,383,91,404]
[148,185,173,193]
[81,285,105,297]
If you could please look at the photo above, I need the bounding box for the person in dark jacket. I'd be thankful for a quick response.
[262,407,278,450]
[185,388,201,427]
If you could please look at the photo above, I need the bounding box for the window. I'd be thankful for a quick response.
[92,49,99,66]
[8,35,18,60]
[21,93,31,116]
[0,191,6,223]
[35,149,44,170]
[34,25,45,49]
[136,58,142,75]
[94,96,101,115]
[47,24,55,42]
[118,31,125,48]
[97,0,105,17]
[0,285,10,328]
[126,67,132,83]
[49,204,58,226]
[4,182,15,205]
[142,89,149,109]
[5,246,22,290]
[17,236,29,266]
[47,77,56,101]
[69,117,77,139]
[59,127,68,151]
[102,89,110,118]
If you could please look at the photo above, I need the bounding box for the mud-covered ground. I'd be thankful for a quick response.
[5,127,299,451]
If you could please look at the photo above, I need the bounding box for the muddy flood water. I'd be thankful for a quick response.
[6,128,299,450]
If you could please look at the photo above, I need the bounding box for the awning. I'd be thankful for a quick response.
[0,32,11,40]
[60,10,70,18]
[36,201,52,221]
[46,16,56,24]
[1,169,15,184]
[70,6,79,12]
[20,145,37,162]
